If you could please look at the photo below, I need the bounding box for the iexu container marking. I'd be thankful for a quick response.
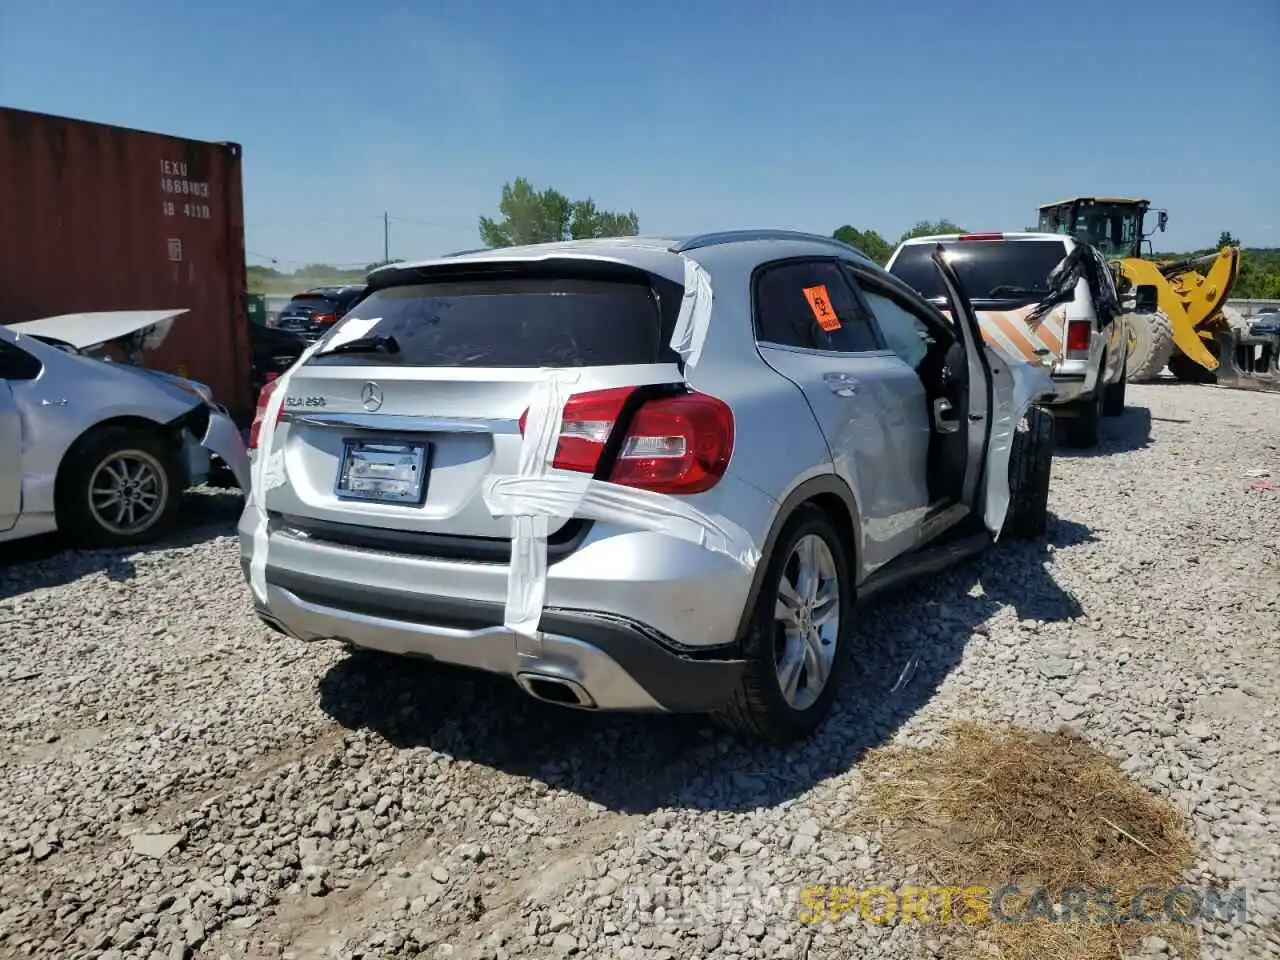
[0,107,253,420]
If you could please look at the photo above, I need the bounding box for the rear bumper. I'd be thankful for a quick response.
[1042,356,1098,406]
[245,561,746,713]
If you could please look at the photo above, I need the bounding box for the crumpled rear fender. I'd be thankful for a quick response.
[201,410,251,491]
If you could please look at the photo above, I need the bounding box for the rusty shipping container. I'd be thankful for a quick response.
[0,107,253,419]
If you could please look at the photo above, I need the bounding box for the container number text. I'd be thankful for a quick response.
[159,159,212,220]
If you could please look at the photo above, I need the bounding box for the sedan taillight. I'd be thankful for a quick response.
[248,379,279,451]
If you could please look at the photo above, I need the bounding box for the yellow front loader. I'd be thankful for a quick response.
[1035,197,1279,391]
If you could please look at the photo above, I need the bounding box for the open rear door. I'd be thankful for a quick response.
[928,245,1053,537]
[928,246,995,511]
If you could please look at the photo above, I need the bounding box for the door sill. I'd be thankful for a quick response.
[857,522,991,606]
[918,501,969,544]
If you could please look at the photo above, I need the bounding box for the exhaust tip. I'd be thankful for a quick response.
[516,673,596,709]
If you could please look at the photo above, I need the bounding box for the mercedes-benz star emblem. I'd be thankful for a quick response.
[360,381,383,411]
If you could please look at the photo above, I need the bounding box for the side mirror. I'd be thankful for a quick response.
[1157,212,1168,232]
[1121,284,1160,314]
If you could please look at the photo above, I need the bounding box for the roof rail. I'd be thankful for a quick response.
[669,229,872,259]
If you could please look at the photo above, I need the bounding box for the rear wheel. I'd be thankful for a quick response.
[1002,405,1054,540]
[56,426,183,549]
[1125,312,1174,383]
[1062,379,1103,448]
[1169,308,1255,383]
[716,504,853,744]
[1102,351,1128,417]
[1167,349,1217,384]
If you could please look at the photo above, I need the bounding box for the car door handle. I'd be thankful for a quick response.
[823,372,859,397]
[40,398,68,407]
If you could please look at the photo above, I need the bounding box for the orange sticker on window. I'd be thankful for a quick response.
[803,285,842,332]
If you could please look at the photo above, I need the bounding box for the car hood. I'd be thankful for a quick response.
[5,308,188,352]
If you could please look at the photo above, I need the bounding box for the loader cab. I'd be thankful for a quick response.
[1036,197,1163,260]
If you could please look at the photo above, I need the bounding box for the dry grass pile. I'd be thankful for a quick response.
[857,721,1200,960]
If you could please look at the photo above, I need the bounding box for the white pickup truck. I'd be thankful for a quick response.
[886,232,1156,448]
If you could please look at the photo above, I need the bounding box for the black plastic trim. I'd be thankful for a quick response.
[262,567,745,713]
[729,473,863,645]
[270,512,593,565]
[857,526,990,605]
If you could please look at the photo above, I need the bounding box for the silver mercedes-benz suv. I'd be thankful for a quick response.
[239,230,1053,742]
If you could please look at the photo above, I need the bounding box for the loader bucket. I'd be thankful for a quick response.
[1209,326,1280,392]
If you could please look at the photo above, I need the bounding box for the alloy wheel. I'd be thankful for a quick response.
[773,534,841,711]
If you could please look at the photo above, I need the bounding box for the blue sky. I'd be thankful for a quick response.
[3,0,1277,268]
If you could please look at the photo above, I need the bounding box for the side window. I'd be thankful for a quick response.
[754,260,881,353]
[856,286,933,369]
[0,342,42,381]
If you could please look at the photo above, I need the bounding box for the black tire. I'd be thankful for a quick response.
[1102,355,1127,417]
[1167,348,1218,384]
[1125,312,1174,383]
[1002,405,1054,540]
[56,425,184,549]
[715,504,854,744]
[1062,380,1103,448]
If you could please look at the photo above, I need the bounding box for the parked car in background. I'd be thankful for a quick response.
[1248,310,1280,338]
[240,231,1053,744]
[1,310,250,547]
[248,313,310,402]
[274,285,366,342]
[886,232,1156,448]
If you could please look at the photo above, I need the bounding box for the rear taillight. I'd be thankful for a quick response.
[313,313,337,326]
[248,378,279,451]
[1066,320,1091,353]
[959,233,1003,241]
[517,386,734,495]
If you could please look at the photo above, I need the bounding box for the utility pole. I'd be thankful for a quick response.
[383,211,390,264]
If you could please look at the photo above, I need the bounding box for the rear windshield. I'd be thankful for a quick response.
[281,295,335,313]
[307,275,674,368]
[890,240,1069,303]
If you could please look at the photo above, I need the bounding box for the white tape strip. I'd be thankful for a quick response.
[487,253,752,647]
[501,371,581,648]
[485,474,759,569]
[669,256,714,369]
[324,316,381,350]
[247,337,327,603]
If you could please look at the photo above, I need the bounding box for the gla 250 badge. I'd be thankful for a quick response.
[284,396,326,408]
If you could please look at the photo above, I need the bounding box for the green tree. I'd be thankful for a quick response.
[1218,231,1238,249]
[898,220,967,244]
[1234,250,1280,298]
[569,198,640,240]
[479,178,639,247]
[832,225,893,265]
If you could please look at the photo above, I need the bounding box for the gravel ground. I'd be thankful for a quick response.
[0,382,1277,960]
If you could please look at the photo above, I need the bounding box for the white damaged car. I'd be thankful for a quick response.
[1,309,250,548]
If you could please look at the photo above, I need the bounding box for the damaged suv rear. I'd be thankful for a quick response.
[241,232,1053,742]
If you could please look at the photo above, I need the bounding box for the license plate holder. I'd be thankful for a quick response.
[336,439,430,505]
